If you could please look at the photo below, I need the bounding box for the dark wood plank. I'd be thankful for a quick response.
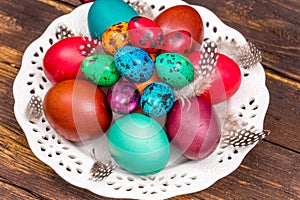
[0,0,73,53]
[264,70,300,152]
[0,0,299,200]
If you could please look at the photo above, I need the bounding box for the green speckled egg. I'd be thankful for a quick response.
[81,54,120,87]
[88,0,138,39]
[155,52,194,88]
[108,113,170,175]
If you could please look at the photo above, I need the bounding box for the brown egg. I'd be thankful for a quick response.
[155,5,204,52]
[43,79,112,142]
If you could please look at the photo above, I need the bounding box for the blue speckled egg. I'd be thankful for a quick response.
[114,46,154,83]
[140,82,175,117]
[155,52,194,88]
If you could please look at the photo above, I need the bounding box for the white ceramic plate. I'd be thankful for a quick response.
[13,0,269,199]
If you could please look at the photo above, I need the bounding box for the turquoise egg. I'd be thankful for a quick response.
[140,82,175,117]
[108,113,170,175]
[155,52,194,88]
[114,46,154,83]
[88,0,138,39]
[81,54,120,87]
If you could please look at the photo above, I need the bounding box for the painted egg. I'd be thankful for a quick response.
[81,54,120,87]
[162,30,192,56]
[166,96,221,160]
[203,53,242,104]
[155,5,204,52]
[107,81,140,115]
[108,113,170,175]
[43,36,100,84]
[88,0,138,39]
[43,79,112,142]
[187,50,202,73]
[128,16,163,53]
[134,69,161,94]
[114,46,154,83]
[155,52,194,88]
[149,53,157,61]
[140,82,175,117]
[102,22,129,55]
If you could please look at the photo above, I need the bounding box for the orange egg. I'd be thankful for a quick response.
[132,104,144,114]
[134,69,161,94]
[102,22,129,55]
[149,53,157,61]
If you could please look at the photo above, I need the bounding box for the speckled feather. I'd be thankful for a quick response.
[174,40,218,106]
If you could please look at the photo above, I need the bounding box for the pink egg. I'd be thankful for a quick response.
[107,81,140,115]
[165,96,221,160]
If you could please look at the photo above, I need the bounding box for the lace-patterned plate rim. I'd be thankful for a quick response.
[13,1,269,199]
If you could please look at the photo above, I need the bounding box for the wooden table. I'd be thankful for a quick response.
[1,0,299,199]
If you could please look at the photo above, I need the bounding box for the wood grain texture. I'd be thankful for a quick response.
[0,0,299,199]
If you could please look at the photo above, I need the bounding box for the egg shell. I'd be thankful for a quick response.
[43,36,100,84]
[128,16,163,53]
[187,50,202,73]
[81,54,120,87]
[155,52,194,88]
[107,81,140,115]
[155,5,204,52]
[133,69,161,94]
[161,30,192,56]
[114,46,154,83]
[43,79,112,142]
[166,96,221,160]
[108,113,170,175]
[102,22,130,55]
[204,53,242,104]
[140,82,175,117]
[88,0,138,39]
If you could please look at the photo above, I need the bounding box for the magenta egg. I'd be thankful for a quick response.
[128,16,163,53]
[162,30,192,56]
[107,81,140,115]
[165,96,221,160]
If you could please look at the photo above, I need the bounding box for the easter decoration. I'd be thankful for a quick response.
[40,0,269,177]
[14,0,270,198]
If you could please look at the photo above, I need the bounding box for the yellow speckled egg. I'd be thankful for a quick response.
[102,22,129,55]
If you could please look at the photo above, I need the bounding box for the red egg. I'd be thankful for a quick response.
[155,5,204,52]
[187,50,202,73]
[128,16,163,53]
[166,96,221,160]
[43,79,112,142]
[161,30,192,56]
[204,53,242,104]
[43,36,100,84]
